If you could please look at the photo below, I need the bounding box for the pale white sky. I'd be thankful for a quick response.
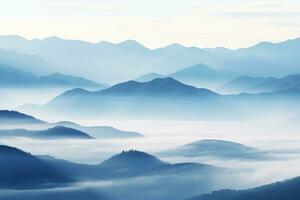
[0,0,300,49]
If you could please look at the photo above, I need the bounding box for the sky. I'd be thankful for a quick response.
[0,0,300,49]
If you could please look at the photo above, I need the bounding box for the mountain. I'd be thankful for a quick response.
[218,76,267,93]
[0,110,44,125]
[100,150,165,170]
[188,176,300,200]
[1,35,300,83]
[0,48,53,75]
[0,64,38,86]
[0,146,227,200]
[0,126,94,139]
[220,74,300,94]
[42,150,222,181]
[56,121,143,138]
[160,140,269,160]
[0,110,143,138]
[0,145,71,189]
[0,64,104,89]
[39,73,104,89]
[135,73,165,82]
[169,63,219,79]
[99,77,218,97]
[20,78,224,120]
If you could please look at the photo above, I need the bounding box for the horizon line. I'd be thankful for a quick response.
[1,34,299,51]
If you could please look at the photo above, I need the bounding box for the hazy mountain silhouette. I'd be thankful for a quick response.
[1,35,300,83]
[99,77,218,97]
[23,77,227,120]
[220,74,300,93]
[39,73,104,88]
[0,110,44,124]
[56,121,143,138]
[42,150,221,180]
[135,73,165,82]
[0,146,228,200]
[168,63,220,82]
[188,176,300,200]
[0,110,143,138]
[0,64,104,89]
[0,126,94,139]
[160,139,269,160]
[0,145,71,189]
[0,48,52,75]
[218,76,267,93]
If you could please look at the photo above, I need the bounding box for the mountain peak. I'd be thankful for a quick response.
[117,40,148,49]
[100,150,165,169]
[0,110,43,124]
[100,77,218,97]
[0,145,29,156]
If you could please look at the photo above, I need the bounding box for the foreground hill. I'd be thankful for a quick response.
[0,126,94,139]
[188,176,300,200]
[160,139,269,160]
[0,145,71,189]
[0,146,228,200]
[99,77,218,97]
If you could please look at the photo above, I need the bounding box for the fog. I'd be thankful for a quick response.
[0,88,66,109]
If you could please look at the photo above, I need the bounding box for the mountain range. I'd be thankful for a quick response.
[0,110,44,124]
[0,126,94,140]
[20,77,227,120]
[135,63,234,89]
[18,77,300,120]
[220,74,300,94]
[0,110,143,138]
[0,145,223,190]
[0,64,105,89]
[0,35,300,83]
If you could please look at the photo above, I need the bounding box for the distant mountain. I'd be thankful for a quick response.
[99,77,218,97]
[0,64,38,86]
[0,64,105,89]
[0,145,71,189]
[39,73,104,88]
[169,63,219,79]
[135,73,165,82]
[218,76,267,93]
[56,121,143,138]
[21,78,224,120]
[220,74,300,94]
[0,126,94,139]
[188,176,300,200]
[18,76,300,120]
[1,35,300,83]
[0,48,53,75]
[160,140,269,160]
[0,110,44,124]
